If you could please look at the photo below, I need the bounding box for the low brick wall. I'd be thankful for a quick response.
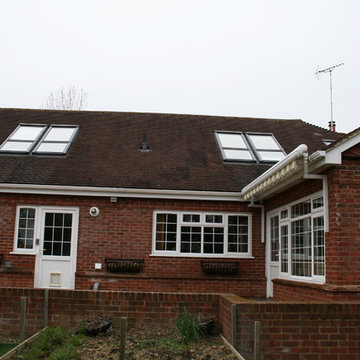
[225,296,360,360]
[2,287,360,359]
[0,287,219,337]
[274,278,360,302]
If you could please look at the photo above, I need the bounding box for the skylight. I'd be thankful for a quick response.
[0,124,78,155]
[246,134,286,162]
[216,131,286,163]
[216,133,254,161]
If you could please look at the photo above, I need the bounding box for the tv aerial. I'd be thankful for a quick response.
[315,63,344,131]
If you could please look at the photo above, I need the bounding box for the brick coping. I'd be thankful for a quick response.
[274,278,360,293]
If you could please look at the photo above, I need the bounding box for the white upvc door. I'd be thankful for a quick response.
[34,207,79,289]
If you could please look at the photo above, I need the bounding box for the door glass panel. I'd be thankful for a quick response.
[280,225,288,273]
[270,216,279,261]
[43,212,72,256]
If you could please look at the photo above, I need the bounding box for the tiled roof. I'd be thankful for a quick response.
[0,108,343,192]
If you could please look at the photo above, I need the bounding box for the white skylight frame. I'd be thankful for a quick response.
[215,132,255,162]
[0,124,47,153]
[0,124,79,155]
[33,125,78,154]
[245,133,286,162]
[215,131,286,163]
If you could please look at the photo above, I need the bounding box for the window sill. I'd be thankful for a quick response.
[10,251,37,256]
[273,277,325,288]
[150,253,254,259]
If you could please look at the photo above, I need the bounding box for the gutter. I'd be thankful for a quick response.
[241,144,308,200]
[0,183,242,202]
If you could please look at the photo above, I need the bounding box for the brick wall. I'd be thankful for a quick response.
[264,179,322,213]
[225,295,360,360]
[273,279,360,302]
[326,154,360,286]
[2,287,360,359]
[0,193,265,297]
[0,287,219,337]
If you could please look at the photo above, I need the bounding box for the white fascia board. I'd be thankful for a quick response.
[241,144,308,199]
[0,183,242,202]
[309,131,360,170]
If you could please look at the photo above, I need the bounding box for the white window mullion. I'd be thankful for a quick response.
[224,215,229,256]
[176,213,181,255]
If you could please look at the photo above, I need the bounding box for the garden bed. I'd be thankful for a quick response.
[2,326,238,360]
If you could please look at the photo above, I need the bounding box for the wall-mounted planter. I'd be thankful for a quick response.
[105,258,144,273]
[201,261,238,275]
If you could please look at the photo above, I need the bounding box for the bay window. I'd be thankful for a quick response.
[269,193,325,282]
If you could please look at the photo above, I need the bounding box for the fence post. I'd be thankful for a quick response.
[119,317,127,360]
[254,321,261,360]
[20,297,27,341]
[44,289,49,327]
[231,304,238,349]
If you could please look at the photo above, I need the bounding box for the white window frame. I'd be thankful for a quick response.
[11,205,79,255]
[267,191,325,284]
[215,131,286,163]
[12,206,39,254]
[151,211,252,258]
[0,124,78,155]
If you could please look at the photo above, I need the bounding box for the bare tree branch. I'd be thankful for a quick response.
[43,86,87,110]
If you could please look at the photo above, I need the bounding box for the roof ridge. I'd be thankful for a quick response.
[0,107,304,122]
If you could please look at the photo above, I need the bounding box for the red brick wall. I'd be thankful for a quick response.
[326,154,360,286]
[264,179,322,213]
[2,287,359,359]
[273,279,360,302]
[225,295,360,360]
[0,193,265,297]
[0,287,219,337]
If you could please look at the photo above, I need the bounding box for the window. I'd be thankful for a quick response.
[153,211,251,257]
[216,132,254,161]
[0,124,78,155]
[270,216,279,261]
[268,193,325,283]
[246,134,285,162]
[0,125,47,153]
[215,131,285,163]
[16,207,36,250]
[13,206,77,255]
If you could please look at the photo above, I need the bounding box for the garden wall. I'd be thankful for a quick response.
[0,287,219,337]
[2,287,360,359]
[220,294,360,360]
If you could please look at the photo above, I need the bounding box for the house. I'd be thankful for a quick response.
[0,108,358,301]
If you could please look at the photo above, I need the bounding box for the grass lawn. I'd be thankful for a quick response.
[0,343,18,356]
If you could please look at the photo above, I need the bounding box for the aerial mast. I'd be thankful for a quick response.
[316,63,344,131]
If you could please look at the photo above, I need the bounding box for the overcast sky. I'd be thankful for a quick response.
[0,0,359,133]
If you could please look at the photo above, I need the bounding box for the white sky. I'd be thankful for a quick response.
[0,0,359,133]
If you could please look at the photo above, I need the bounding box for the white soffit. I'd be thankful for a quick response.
[241,144,308,201]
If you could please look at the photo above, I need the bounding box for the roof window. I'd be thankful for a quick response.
[0,124,78,155]
[216,131,286,163]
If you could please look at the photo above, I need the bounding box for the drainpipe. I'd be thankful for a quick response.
[303,153,329,232]
[248,198,265,243]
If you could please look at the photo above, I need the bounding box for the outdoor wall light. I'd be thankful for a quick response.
[89,207,100,217]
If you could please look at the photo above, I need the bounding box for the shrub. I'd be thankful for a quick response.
[175,308,204,344]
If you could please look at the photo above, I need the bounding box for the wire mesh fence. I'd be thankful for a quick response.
[232,304,261,360]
